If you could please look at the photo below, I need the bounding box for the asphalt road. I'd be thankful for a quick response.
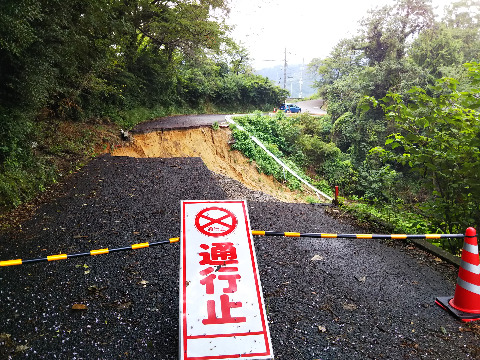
[132,114,227,133]
[130,100,326,134]
[0,117,479,359]
[296,99,327,115]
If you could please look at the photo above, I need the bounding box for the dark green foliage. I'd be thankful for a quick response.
[409,24,464,78]
[234,112,289,152]
[306,0,480,252]
[371,65,480,235]
[357,160,399,203]
[230,113,323,192]
[321,154,357,194]
[214,74,289,110]
[360,0,434,64]
[0,0,288,210]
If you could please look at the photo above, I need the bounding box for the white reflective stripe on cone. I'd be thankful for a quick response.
[463,242,479,254]
[457,277,480,296]
[461,261,480,275]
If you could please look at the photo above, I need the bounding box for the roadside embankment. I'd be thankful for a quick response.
[112,127,307,203]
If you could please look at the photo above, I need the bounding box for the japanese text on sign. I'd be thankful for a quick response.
[180,201,273,360]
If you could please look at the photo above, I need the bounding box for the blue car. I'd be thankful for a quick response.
[279,104,302,113]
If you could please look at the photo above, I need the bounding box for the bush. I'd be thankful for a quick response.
[321,156,358,194]
[357,161,399,202]
[0,159,56,210]
[299,135,341,167]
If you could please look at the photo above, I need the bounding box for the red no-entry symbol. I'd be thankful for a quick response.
[195,207,238,237]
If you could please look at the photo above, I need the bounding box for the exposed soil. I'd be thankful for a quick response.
[112,127,308,203]
[1,116,479,359]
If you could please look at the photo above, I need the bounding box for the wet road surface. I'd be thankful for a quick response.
[0,118,478,359]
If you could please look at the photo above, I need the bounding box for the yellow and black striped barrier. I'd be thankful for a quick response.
[0,237,179,267]
[251,230,465,240]
[0,231,465,267]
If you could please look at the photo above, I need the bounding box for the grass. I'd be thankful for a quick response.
[337,197,464,254]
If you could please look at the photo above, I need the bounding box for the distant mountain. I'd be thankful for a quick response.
[256,64,317,98]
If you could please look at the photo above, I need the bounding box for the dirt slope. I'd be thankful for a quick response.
[112,127,307,203]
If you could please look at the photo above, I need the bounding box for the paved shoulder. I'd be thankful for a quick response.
[0,155,225,359]
[249,202,469,359]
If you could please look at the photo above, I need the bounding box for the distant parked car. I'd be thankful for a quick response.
[279,104,302,113]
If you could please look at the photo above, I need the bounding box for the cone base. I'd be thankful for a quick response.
[436,296,480,322]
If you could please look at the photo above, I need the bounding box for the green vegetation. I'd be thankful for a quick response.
[0,0,288,211]
[231,0,480,255]
[367,63,480,235]
[3,0,479,257]
[304,0,480,254]
[230,112,333,196]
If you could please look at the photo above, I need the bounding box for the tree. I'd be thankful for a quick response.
[308,38,364,88]
[370,63,480,234]
[443,0,480,30]
[221,41,252,75]
[409,24,464,78]
[132,0,229,61]
[442,0,480,62]
[360,0,434,64]
[2,0,296,209]
[309,0,435,114]
[0,0,124,164]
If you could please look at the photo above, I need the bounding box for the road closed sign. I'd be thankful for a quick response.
[180,200,273,360]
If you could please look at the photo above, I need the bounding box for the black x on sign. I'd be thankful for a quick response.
[195,207,238,237]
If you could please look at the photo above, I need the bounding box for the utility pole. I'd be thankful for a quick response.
[299,58,304,99]
[283,48,287,90]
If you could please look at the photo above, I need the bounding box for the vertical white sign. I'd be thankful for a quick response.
[180,200,273,360]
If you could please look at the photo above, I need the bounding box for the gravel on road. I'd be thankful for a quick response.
[0,154,479,359]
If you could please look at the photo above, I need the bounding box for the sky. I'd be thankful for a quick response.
[226,0,457,70]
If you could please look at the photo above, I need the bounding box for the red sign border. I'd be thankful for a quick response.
[181,200,272,360]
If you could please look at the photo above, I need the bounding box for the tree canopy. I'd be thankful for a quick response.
[0,0,288,210]
[307,0,480,246]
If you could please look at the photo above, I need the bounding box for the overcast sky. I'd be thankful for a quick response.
[226,0,456,70]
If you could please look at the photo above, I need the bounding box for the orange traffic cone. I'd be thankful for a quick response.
[436,227,480,321]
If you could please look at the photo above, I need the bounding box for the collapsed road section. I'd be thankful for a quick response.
[1,114,479,359]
